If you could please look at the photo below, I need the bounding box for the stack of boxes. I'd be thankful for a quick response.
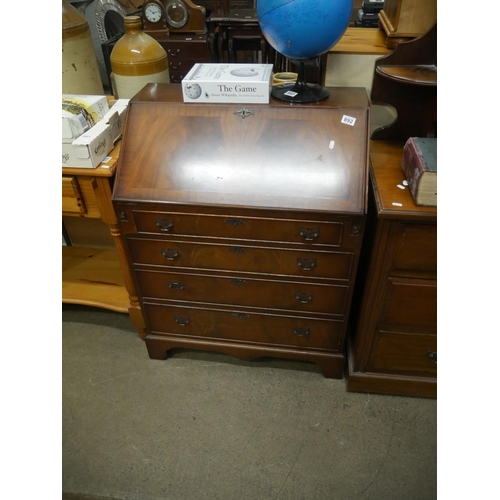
[355,1,384,28]
[62,95,129,168]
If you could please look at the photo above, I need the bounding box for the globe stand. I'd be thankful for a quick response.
[271,57,329,104]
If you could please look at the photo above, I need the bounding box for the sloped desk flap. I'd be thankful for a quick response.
[113,84,370,214]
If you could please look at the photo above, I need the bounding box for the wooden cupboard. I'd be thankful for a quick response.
[347,140,437,397]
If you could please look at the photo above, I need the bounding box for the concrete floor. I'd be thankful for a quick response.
[62,304,437,500]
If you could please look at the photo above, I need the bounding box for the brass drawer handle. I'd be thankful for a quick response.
[295,292,313,304]
[232,312,249,319]
[427,351,437,363]
[229,279,247,286]
[297,258,316,271]
[225,217,245,227]
[228,246,246,254]
[155,217,174,232]
[299,226,320,242]
[167,48,181,57]
[168,281,184,290]
[174,315,189,326]
[161,247,180,260]
[293,327,310,337]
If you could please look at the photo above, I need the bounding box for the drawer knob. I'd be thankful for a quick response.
[161,247,180,260]
[228,246,246,255]
[225,217,245,227]
[297,258,316,271]
[174,315,189,326]
[232,312,249,319]
[293,327,310,337]
[229,279,247,286]
[168,281,185,290]
[168,48,181,57]
[295,292,313,304]
[427,351,437,363]
[299,226,320,242]
[155,217,174,232]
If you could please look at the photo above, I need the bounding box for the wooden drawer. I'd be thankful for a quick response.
[136,269,349,315]
[131,210,344,246]
[367,330,437,377]
[379,278,437,332]
[388,222,437,277]
[128,238,353,280]
[144,302,343,351]
[62,176,86,214]
[168,65,196,83]
[159,41,210,61]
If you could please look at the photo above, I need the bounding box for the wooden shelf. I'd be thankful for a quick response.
[376,64,437,86]
[369,140,437,219]
[328,28,392,55]
[62,246,130,313]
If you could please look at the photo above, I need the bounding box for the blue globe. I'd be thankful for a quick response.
[257,0,352,60]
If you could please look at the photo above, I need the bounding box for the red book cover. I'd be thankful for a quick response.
[401,137,437,207]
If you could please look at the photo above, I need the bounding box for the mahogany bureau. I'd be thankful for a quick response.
[112,83,370,378]
[346,140,437,397]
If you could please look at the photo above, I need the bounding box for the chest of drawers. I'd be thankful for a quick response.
[347,140,437,396]
[112,83,370,378]
[156,34,211,83]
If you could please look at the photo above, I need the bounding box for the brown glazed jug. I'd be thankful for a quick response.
[62,0,104,95]
[110,16,169,99]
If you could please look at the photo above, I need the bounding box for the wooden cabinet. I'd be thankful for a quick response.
[379,0,437,46]
[156,34,211,83]
[112,83,370,377]
[346,140,437,397]
[62,143,146,339]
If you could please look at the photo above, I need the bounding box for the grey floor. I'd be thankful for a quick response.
[62,304,437,500]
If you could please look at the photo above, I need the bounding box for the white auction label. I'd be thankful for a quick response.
[284,90,298,97]
[341,115,356,126]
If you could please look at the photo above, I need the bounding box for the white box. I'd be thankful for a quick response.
[62,100,129,168]
[62,94,109,143]
[182,63,273,104]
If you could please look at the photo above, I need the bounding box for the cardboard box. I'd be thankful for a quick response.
[62,94,109,143]
[182,63,273,103]
[62,100,129,169]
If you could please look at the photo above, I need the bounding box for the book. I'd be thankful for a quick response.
[181,63,273,104]
[401,137,437,207]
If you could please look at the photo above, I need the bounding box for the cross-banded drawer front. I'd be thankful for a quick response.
[132,211,344,246]
[128,238,353,280]
[62,176,86,214]
[161,41,209,61]
[135,269,349,315]
[367,330,437,377]
[379,278,437,333]
[144,302,343,351]
[388,222,437,278]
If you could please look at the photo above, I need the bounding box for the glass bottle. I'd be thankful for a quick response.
[62,0,104,95]
[110,16,169,99]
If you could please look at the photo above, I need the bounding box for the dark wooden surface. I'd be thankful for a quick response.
[346,140,437,397]
[370,23,437,141]
[112,84,370,378]
[114,84,370,214]
[153,34,211,83]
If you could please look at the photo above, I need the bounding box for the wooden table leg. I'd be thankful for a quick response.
[92,176,146,339]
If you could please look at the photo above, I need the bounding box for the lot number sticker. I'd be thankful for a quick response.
[341,115,356,126]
